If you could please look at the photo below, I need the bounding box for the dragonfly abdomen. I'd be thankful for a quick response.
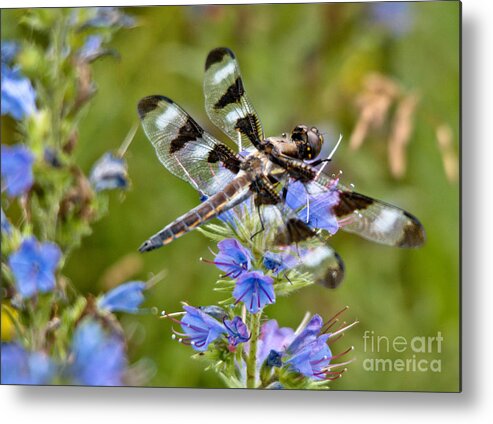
[139,174,252,252]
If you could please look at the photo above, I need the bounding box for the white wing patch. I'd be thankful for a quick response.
[225,109,242,124]
[373,209,401,233]
[213,61,236,83]
[301,246,333,267]
[156,107,181,130]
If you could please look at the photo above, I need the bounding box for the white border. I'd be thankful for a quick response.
[2,0,493,423]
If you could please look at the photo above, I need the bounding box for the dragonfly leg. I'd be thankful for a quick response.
[250,204,265,240]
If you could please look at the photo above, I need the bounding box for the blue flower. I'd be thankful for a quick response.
[286,314,324,354]
[262,250,298,275]
[285,333,332,380]
[1,144,35,197]
[217,206,237,227]
[259,315,334,380]
[1,41,19,64]
[217,196,255,228]
[213,238,252,278]
[1,343,55,385]
[224,316,249,347]
[97,281,146,314]
[1,208,12,235]
[285,181,339,235]
[82,7,135,28]
[371,2,413,36]
[257,320,295,365]
[198,305,228,321]
[265,349,283,368]
[70,319,127,386]
[262,252,283,273]
[8,236,62,298]
[252,313,353,382]
[233,271,275,314]
[284,315,332,380]
[89,152,128,192]
[178,305,227,352]
[1,41,37,120]
[1,64,37,120]
[78,35,104,61]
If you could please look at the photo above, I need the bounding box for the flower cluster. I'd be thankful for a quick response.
[2,318,131,386]
[166,305,249,352]
[258,313,355,383]
[1,8,150,387]
[164,302,355,388]
[161,199,355,388]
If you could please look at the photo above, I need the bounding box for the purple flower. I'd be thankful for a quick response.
[70,319,127,386]
[286,314,324,354]
[1,41,37,120]
[1,144,34,197]
[97,281,146,314]
[257,320,295,365]
[224,316,249,347]
[89,152,128,192]
[8,236,62,299]
[259,315,332,380]
[285,334,332,379]
[217,207,237,227]
[262,252,284,273]
[1,208,12,235]
[213,238,252,278]
[253,313,354,383]
[81,7,135,29]
[1,41,19,64]
[1,64,37,120]
[233,271,275,314]
[198,305,228,321]
[371,2,413,36]
[217,196,255,228]
[262,251,298,275]
[285,181,339,235]
[1,343,55,385]
[178,305,227,352]
[284,315,332,380]
[78,35,104,61]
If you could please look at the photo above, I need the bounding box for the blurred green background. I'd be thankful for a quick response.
[2,2,460,391]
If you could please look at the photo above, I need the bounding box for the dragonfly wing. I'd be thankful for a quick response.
[138,95,242,196]
[204,47,264,151]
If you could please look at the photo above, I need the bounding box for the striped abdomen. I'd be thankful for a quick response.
[139,175,252,252]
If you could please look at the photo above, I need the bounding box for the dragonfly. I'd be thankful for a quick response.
[136,47,425,288]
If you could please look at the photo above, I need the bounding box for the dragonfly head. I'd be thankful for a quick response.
[291,125,324,160]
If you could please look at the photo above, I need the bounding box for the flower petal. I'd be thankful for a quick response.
[1,144,34,197]
[214,238,252,278]
[70,319,126,386]
[98,281,146,313]
[181,306,226,352]
[1,65,37,121]
[233,271,275,314]
[89,152,128,192]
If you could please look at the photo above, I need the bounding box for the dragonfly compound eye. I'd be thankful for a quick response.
[292,125,323,160]
[306,127,323,160]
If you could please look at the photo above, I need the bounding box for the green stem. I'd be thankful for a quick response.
[246,312,261,388]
